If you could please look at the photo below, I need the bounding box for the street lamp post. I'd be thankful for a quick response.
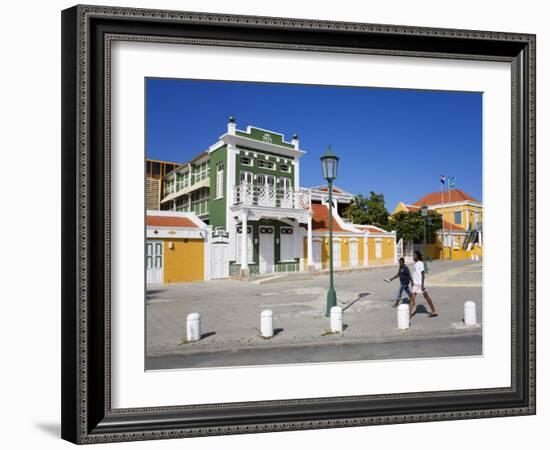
[421,204,428,273]
[321,146,339,317]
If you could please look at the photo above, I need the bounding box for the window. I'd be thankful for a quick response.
[164,178,174,195]
[191,187,209,215]
[241,156,253,166]
[375,239,382,259]
[216,162,224,199]
[175,173,184,191]
[280,163,290,173]
[279,177,292,208]
[181,171,190,188]
[454,211,462,225]
[175,196,189,212]
[194,160,210,182]
[258,159,275,170]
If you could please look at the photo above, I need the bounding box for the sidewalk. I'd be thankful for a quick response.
[146,260,482,359]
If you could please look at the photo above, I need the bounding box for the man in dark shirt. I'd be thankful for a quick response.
[385,257,413,308]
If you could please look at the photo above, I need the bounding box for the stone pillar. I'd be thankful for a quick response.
[307,215,314,271]
[240,211,249,277]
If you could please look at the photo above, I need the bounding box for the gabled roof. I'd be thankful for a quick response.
[146,211,206,229]
[146,215,199,228]
[442,220,465,232]
[311,203,347,232]
[310,204,391,235]
[308,184,353,196]
[414,189,479,206]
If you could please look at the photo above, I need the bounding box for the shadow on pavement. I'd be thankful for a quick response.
[342,292,370,312]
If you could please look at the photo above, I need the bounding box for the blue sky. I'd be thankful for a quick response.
[146,78,482,210]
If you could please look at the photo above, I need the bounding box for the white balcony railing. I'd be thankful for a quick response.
[232,183,311,210]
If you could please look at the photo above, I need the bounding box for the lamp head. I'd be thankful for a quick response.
[320,145,339,182]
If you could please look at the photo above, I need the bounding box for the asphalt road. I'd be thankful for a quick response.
[146,333,482,370]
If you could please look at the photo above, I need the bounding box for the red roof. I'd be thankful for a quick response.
[317,186,344,194]
[146,215,198,228]
[311,203,347,232]
[414,189,478,206]
[442,220,464,232]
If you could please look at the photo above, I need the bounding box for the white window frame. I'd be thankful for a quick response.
[258,159,275,170]
[216,162,224,199]
[241,156,253,167]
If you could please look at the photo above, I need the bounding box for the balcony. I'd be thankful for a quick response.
[161,177,210,204]
[232,183,311,210]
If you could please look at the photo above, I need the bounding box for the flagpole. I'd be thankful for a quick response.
[441,176,445,260]
[448,177,453,259]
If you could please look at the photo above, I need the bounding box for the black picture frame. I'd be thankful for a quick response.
[61,4,536,444]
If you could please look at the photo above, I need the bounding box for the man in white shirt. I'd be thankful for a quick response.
[410,250,438,319]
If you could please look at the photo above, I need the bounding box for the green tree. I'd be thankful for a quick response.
[389,210,442,244]
[344,191,390,228]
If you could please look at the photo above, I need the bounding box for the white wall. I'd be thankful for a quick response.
[0,0,546,449]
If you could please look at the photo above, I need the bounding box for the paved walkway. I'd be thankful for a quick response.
[146,260,482,363]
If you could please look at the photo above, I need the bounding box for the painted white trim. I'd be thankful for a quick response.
[436,230,468,236]
[308,184,354,197]
[427,200,483,209]
[241,125,294,145]
[146,239,164,284]
[364,231,369,267]
[146,227,206,239]
[312,231,364,238]
[203,226,212,281]
[208,140,225,153]
[226,142,237,261]
[353,224,387,233]
[219,134,306,160]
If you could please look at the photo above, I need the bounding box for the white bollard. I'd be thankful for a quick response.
[464,301,477,326]
[330,306,343,333]
[260,310,274,338]
[186,312,201,342]
[470,254,475,261]
[397,304,410,329]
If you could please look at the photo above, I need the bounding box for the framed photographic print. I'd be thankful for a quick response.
[61,4,536,444]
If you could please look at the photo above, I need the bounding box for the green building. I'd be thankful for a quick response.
[161,117,313,278]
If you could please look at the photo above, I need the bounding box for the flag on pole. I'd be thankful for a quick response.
[440,175,446,185]
[448,176,456,188]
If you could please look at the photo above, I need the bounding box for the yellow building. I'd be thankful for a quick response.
[303,201,396,270]
[392,188,483,259]
[146,211,211,284]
